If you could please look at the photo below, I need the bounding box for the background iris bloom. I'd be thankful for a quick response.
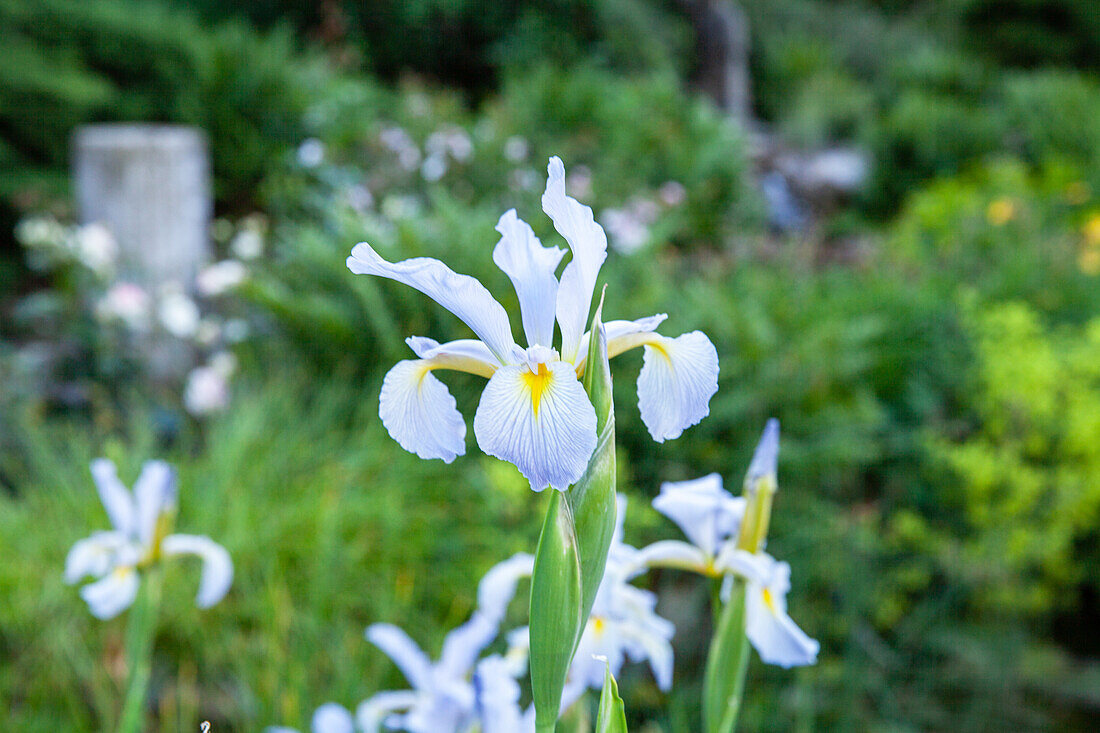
[64,458,232,620]
[347,156,718,491]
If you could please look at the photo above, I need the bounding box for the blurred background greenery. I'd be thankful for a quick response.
[3,0,1100,730]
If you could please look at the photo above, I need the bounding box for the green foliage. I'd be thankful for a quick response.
[960,0,1100,70]
[930,301,1100,614]
[0,364,543,731]
[173,0,693,91]
[0,0,313,211]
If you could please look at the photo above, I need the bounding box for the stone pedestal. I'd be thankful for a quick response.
[73,125,211,380]
[73,124,211,288]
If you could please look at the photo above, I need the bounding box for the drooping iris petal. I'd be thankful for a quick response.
[725,551,819,668]
[366,624,434,690]
[347,243,517,363]
[64,530,132,583]
[406,336,500,378]
[161,533,234,608]
[636,330,719,442]
[310,703,355,733]
[90,458,134,535]
[473,361,597,491]
[379,360,467,463]
[80,566,140,619]
[542,157,608,361]
[356,692,419,733]
[132,460,176,547]
[492,209,564,348]
[653,474,745,557]
[476,553,534,623]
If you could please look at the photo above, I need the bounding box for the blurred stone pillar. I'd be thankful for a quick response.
[73,124,211,379]
[684,0,753,127]
[74,124,211,287]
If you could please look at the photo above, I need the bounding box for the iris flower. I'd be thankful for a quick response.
[64,459,232,620]
[357,553,534,732]
[636,473,747,576]
[347,156,719,491]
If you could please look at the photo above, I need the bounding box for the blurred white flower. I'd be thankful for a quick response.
[196,259,247,298]
[65,459,232,619]
[659,181,687,207]
[566,165,593,201]
[380,126,421,171]
[95,282,152,332]
[183,365,230,416]
[503,136,529,163]
[568,498,675,694]
[446,129,473,162]
[357,553,534,733]
[195,317,223,348]
[636,473,746,576]
[230,229,265,260]
[601,208,649,255]
[509,168,539,192]
[158,288,201,338]
[264,702,355,733]
[76,223,118,275]
[380,195,422,221]
[421,154,448,182]
[209,350,238,378]
[297,138,326,168]
[344,184,375,213]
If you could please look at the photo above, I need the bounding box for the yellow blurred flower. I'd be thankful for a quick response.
[1084,213,1100,247]
[986,198,1017,226]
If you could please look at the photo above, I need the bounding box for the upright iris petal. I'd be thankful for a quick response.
[542,156,608,362]
[493,209,563,349]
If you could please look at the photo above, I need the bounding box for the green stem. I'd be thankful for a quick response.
[116,568,162,733]
[703,578,751,733]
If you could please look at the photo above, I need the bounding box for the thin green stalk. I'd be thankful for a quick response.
[703,578,751,733]
[116,568,162,733]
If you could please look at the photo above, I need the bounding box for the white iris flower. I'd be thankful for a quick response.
[636,473,747,576]
[347,156,719,491]
[64,459,232,620]
[357,553,534,733]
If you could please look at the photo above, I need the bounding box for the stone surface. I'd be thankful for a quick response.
[73,124,211,288]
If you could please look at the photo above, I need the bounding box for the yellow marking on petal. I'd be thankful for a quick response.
[521,362,552,416]
[763,587,778,614]
[593,616,606,636]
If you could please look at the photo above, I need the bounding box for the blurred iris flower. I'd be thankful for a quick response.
[347,156,718,491]
[357,553,534,733]
[64,459,232,620]
[636,473,747,576]
[639,420,819,668]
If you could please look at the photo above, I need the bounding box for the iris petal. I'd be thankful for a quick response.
[90,458,135,536]
[161,533,234,608]
[80,566,140,619]
[64,530,132,583]
[493,209,564,348]
[379,360,467,463]
[636,330,719,442]
[366,624,434,690]
[132,460,176,547]
[541,157,608,361]
[347,243,517,363]
[473,362,597,491]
